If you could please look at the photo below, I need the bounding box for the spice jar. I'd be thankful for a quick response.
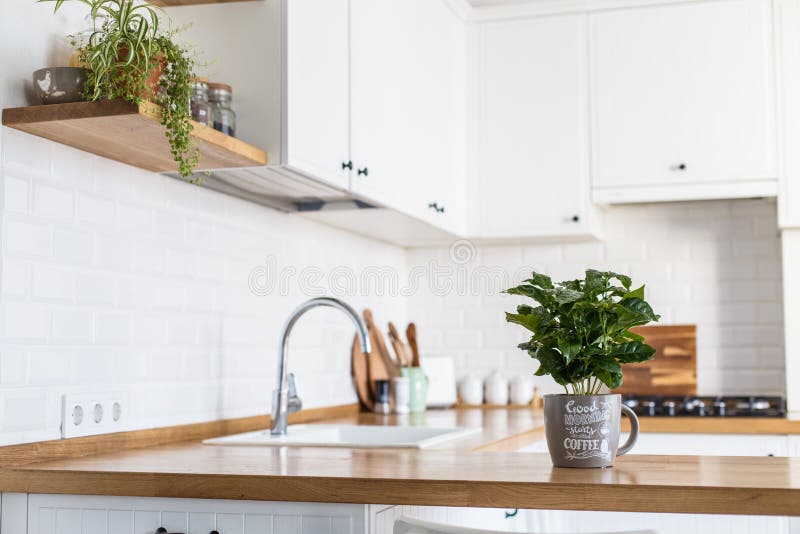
[190,80,212,127]
[208,82,236,137]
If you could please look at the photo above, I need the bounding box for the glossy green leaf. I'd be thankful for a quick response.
[504,268,658,394]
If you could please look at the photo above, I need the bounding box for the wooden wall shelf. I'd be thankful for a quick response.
[1,100,267,174]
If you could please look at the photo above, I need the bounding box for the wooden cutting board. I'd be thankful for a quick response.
[616,324,697,396]
[351,335,373,412]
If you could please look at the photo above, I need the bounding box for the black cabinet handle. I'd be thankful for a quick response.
[156,529,168,534]
[673,163,687,171]
[428,202,445,214]
[357,167,369,176]
[571,215,580,223]
[341,160,353,170]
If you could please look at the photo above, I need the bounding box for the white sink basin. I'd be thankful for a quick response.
[203,424,481,449]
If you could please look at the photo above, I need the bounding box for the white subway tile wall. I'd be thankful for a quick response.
[407,200,785,398]
[0,131,407,446]
[0,0,786,445]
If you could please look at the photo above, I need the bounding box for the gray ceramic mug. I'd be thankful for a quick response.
[543,393,639,468]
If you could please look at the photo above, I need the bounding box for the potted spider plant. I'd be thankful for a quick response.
[39,0,199,177]
[504,270,660,468]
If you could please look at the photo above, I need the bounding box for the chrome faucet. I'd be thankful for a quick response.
[270,297,371,436]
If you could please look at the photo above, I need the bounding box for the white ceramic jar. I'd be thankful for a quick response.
[458,374,483,405]
[484,371,509,405]
[509,374,534,405]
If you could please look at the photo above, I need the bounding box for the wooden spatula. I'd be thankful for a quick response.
[388,321,410,367]
[364,309,401,378]
[406,322,421,367]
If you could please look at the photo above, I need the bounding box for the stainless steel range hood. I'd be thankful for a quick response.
[166,165,376,213]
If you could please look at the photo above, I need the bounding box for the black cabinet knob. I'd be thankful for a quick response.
[357,167,369,176]
[155,529,168,534]
[341,160,353,170]
[571,215,580,222]
[428,202,445,214]
[675,163,687,171]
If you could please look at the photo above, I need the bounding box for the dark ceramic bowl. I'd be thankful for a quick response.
[32,67,88,105]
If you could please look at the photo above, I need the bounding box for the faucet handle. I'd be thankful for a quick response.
[287,373,302,413]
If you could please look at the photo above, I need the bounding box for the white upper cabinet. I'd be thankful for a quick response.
[350,0,467,236]
[590,0,778,203]
[775,0,800,229]
[472,14,599,240]
[284,0,351,190]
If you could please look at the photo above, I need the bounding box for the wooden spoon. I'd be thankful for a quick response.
[406,322,421,367]
[388,321,410,367]
[365,310,401,375]
[363,310,400,396]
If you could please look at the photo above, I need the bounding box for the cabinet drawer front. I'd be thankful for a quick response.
[27,494,364,534]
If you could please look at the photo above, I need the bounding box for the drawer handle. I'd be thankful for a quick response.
[342,160,353,170]
[571,215,580,223]
[428,202,445,213]
[155,529,187,534]
[357,167,369,176]
[672,162,687,171]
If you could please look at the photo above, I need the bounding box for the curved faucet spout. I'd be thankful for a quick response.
[271,297,371,436]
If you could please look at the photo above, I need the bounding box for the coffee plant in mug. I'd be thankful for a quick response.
[504,270,660,394]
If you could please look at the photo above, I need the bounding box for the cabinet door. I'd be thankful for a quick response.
[350,0,466,234]
[26,495,366,534]
[590,0,777,190]
[284,0,351,190]
[474,14,594,239]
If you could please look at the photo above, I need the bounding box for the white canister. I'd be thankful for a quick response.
[393,376,410,414]
[509,374,534,405]
[458,374,483,405]
[484,371,509,405]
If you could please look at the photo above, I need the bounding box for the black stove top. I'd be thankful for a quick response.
[621,395,786,417]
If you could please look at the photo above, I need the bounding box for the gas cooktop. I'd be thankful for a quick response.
[621,395,786,417]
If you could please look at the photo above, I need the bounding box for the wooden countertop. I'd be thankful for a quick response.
[2,407,800,516]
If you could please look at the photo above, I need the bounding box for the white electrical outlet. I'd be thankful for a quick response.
[61,391,129,439]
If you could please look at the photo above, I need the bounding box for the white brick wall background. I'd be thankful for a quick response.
[0,131,407,446]
[0,0,395,445]
[407,200,785,398]
[0,0,786,446]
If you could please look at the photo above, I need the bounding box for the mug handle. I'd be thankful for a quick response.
[617,404,639,456]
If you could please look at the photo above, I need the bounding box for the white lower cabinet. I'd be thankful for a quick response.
[374,503,796,534]
[522,510,791,534]
[371,505,524,534]
[518,432,796,534]
[20,495,365,534]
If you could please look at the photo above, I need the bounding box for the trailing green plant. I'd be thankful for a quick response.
[39,0,199,177]
[504,270,660,395]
